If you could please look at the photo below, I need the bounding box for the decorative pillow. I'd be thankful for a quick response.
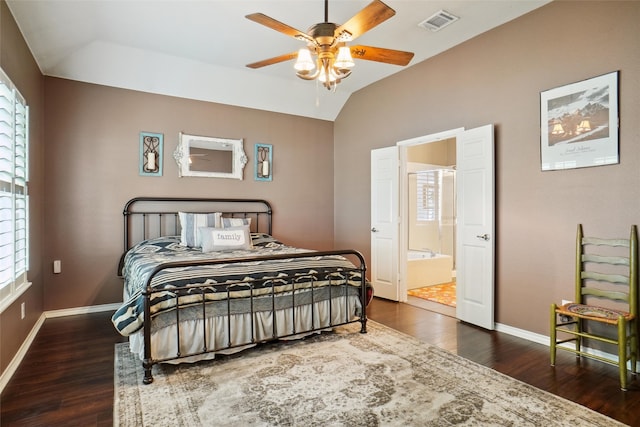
[221,217,252,228]
[199,225,253,253]
[251,233,283,247]
[178,212,222,247]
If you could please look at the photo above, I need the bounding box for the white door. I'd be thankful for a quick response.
[370,146,399,301]
[456,125,495,330]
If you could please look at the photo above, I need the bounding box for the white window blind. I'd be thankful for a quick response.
[0,67,29,308]
[416,170,439,222]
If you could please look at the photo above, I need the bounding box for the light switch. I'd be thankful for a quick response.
[53,260,61,274]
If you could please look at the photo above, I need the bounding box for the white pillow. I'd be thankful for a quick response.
[178,212,222,247]
[221,217,252,228]
[199,225,253,253]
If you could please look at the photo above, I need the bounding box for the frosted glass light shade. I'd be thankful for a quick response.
[294,48,315,72]
[334,46,355,69]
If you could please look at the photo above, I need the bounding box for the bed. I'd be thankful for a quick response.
[111,197,371,384]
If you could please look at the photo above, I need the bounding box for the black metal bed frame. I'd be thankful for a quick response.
[120,197,368,384]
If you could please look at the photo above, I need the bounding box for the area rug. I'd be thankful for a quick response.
[114,321,623,426]
[407,282,456,307]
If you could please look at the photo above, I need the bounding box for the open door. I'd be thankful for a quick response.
[371,125,495,330]
[456,124,495,330]
[370,146,399,301]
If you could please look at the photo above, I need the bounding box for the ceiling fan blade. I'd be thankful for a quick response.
[246,13,314,43]
[246,52,299,69]
[350,45,414,66]
[335,0,396,42]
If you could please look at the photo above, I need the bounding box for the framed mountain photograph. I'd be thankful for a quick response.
[540,71,618,171]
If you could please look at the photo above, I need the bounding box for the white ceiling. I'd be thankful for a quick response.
[7,0,549,121]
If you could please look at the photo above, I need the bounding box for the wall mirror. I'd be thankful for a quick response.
[174,132,247,179]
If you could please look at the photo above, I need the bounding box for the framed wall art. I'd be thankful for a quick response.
[139,132,163,176]
[540,71,618,171]
[255,143,272,181]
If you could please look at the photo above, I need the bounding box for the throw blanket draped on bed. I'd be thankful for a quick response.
[112,234,362,336]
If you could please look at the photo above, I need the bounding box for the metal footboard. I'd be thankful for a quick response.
[140,250,368,384]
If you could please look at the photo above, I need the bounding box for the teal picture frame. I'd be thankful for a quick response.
[255,143,272,181]
[140,132,163,176]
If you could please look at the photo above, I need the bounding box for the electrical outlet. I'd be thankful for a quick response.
[559,300,573,323]
[20,302,25,319]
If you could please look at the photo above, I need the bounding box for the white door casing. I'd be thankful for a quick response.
[456,124,495,330]
[371,125,495,330]
[370,146,399,301]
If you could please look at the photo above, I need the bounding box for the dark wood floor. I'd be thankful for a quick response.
[2,298,640,426]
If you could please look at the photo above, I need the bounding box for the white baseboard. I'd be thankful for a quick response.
[495,322,550,346]
[0,302,120,393]
[0,312,46,393]
[44,302,121,318]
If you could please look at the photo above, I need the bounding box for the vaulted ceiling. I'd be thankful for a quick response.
[7,0,549,121]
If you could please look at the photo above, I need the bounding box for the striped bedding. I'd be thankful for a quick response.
[111,233,362,336]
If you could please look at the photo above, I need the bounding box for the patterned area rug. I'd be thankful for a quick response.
[407,282,456,307]
[114,321,623,426]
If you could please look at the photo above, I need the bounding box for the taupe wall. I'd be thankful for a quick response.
[43,78,335,310]
[334,1,640,336]
[2,0,638,380]
[0,1,45,374]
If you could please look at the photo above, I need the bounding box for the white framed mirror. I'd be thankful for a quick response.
[174,132,247,179]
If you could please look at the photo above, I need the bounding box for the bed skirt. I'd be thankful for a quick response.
[129,294,363,363]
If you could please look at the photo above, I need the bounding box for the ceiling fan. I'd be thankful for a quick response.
[246,0,414,90]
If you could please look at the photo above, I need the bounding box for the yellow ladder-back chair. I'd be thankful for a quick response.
[551,224,638,390]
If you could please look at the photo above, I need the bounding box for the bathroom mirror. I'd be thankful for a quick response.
[174,133,247,179]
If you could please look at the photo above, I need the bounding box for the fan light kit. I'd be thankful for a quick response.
[246,0,414,91]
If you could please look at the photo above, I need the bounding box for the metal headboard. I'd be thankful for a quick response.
[122,197,273,254]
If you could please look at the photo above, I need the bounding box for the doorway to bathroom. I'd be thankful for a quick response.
[371,124,494,329]
[404,140,457,316]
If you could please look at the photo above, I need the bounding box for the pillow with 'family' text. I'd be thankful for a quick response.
[199,225,253,253]
[178,212,222,247]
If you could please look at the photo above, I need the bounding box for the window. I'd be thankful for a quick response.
[0,67,29,311]
[416,170,439,222]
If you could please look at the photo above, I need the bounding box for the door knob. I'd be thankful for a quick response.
[371,227,378,233]
[476,233,490,241]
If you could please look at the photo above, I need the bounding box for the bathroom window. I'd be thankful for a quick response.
[416,170,439,222]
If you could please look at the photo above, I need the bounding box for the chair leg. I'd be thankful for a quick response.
[576,318,584,358]
[630,319,638,376]
[618,318,628,391]
[550,304,557,366]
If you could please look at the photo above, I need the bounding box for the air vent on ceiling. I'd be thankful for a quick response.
[418,10,459,32]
